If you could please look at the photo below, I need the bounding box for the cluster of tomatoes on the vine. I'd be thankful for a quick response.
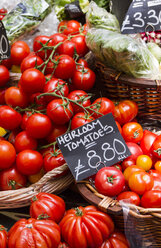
[0,192,130,248]
[0,8,7,21]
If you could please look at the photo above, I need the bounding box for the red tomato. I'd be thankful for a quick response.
[141,190,161,208]
[100,231,130,248]
[5,86,29,108]
[0,105,22,130]
[8,129,20,145]
[114,100,138,125]
[117,191,140,206]
[149,169,161,191]
[122,122,143,143]
[1,57,12,70]
[20,111,32,130]
[50,33,67,54]
[126,142,143,161]
[0,87,7,105]
[47,99,73,125]
[8,218,60,248]
[77,59,89,68]
[11,41,30,65]
[60,205,114,248]
[29,92,47,110]
[46,124,68,143]
[0,8,7,20]
[81,23,88,35]
[58,242,70,248]
[115,121,122,134]
[26,113,52,139]
[33,35,50,59]
[72,67,95,91]
[71,112,94,129]
[0,166,26,190]
[128,171,154,195]
[151,135,161,159]
[140,130,157,155]
[21,54,44,72]
[0,140,16,169]
[95,167,125,197]
[0,65,10,87]
[122,158,136,171]
[30,192,66,223]
[0,225,7,248]
[71,35,89,57]
[20,68,46,94]
[123,165,144,182]
[90,97,115,119]
[58,20,81,35]
[15,131,38,153]
[43,78,69,102]
[58,40,77,57]
[68,90,91,113]
[54,55,76,79]
[16,150,43,175]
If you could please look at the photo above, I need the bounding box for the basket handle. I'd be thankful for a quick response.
[156,80,161,92]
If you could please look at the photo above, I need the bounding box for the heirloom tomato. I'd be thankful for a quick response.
[114,100,138,125]
[58,20,81,35]
[136,155,152,171]
[122,158,135,171]
[68,90,91,113]
[0,141,16,169]
[154,161,161,173]
[5,86,29,108]
[0,65,10,87]
[0,105,22,130]
[8,218,60,248]
[148,169,161,191]
[72,67,95,91]
[90,97,115,119]
[0,225,7,248]
[71,112,94,130]
[95,167,125,196]
[117,191,140,206]
[123,165,144,182]
[100,231,129,248]
[60,205,114,248]
[151,135,161,159]
[122,122,143,143]
[126,142,143,161]
[141,190,161,208]
[14,131,38,152]
[140,130,157,155]
[54,55,76,79]
[30,192,65,223]
[11,41,30,65]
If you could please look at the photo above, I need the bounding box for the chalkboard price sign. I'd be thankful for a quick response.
[57,113,131,181]
[121,0,161,34]
[0,20,10,60]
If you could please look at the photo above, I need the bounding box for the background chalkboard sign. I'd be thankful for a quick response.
[121,0,161,34]
[57,113,131,181]
[0,20,10,60]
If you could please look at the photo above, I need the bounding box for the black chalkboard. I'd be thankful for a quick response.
[57,113,131,181]
[0,20,10,60]
[121,0,161,34]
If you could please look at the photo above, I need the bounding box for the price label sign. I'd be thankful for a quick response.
[0,20,10,60]
[121,0,161,34]
[57,113,131,181]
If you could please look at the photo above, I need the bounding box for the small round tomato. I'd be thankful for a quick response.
[122,158,136,171]
[114,100,138,125]
[47,99,73,125]
[136,155,152,171]
[14,131,38,153]
[68,90,91,113]
[71,35,89,57]
[20,68,46,94]
[21,54,44,72]
[95,167,125,197]
[141,190,161,208]
[100,231,130,248]
[58,40,77,57]
[123,165,144,182]
[77,58,89,68]
[126,142,143,161]
[0,105,22,130]
[151,135,161,159]
[0,140,16,169]
[11,41,30,65]
[140,130,157,155]
[20,111,32,130]
[0,65,10,87]
[154,161,161,173]
[122,122,143,143]
[46,124,68,143]
[128,171,154,195]
[54,55,76,79]
[117,191,140,206]
[26,113,52,139]
[58,20,81,35]
[16,150,43,175]
[29,92,47,110]
[72,67,95,91]
[0,166,27,190]
[0,224,7,248]
[49,33,67,54]
[5,86,29,108]
[90,97,115,119]
[71,112,94,130]
[33,35,50,59]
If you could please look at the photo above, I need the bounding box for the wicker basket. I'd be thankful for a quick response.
[96,61,161,117]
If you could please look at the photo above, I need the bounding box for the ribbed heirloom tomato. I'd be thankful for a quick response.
[60,205,114,248]
[0,225,7,248]
[100,231,129,248]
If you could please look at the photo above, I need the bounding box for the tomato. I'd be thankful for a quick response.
[46,124,68,143]
[140,130,157,155]
[122,122,143,143]
[47,99,73,125]
[21,54,44,72]
[0,225,7,248]
[154,161,161,173]
[126,142,143,161]
[141,190,161,208]
[0,140,16,170]
[60,205,114,248]
[16,150,43,175]
[77,59,89,68]
[95,167,125,197]
[0,65,10,87]
[81,23,88,35]
[122,158,135,171]
[151,135,161,159]
[8,129,20,145]
[58,20,81,35]
[128,171,154,195]
[117,191,140,206]
[0,88,6,105]
[0,8,7,20]
[33,35,50,59]
[68,90,91,113]
[20,68,46,94]
[0,105,22,130]
[30,192,66,223]
[21,111,32,130]
[0,166,26,191]
[123,165,144,182]
[29,92,47,110]
[1,57,12,70]
[26,113,52,139]
[5,86,29,108]
[28,168,45,184]
[90,97,115,119]
[8,218,60,248]
[72,67,95,91]
[149,169,161,191]
[100,231,129,248]
[11,41,30,65]
[136,155,152,171]
[114,100,138,125]
[14,131,38,153]
[71,35,89,57]
[43,78,69,102]
[58,40,77,57]
[58,242,70,248]
[71,112,94,130]
[50,33,67,54]
[54,55,76,79]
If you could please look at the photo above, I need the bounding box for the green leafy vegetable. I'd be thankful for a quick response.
[147,43,161,64]
[90,0,111,11]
